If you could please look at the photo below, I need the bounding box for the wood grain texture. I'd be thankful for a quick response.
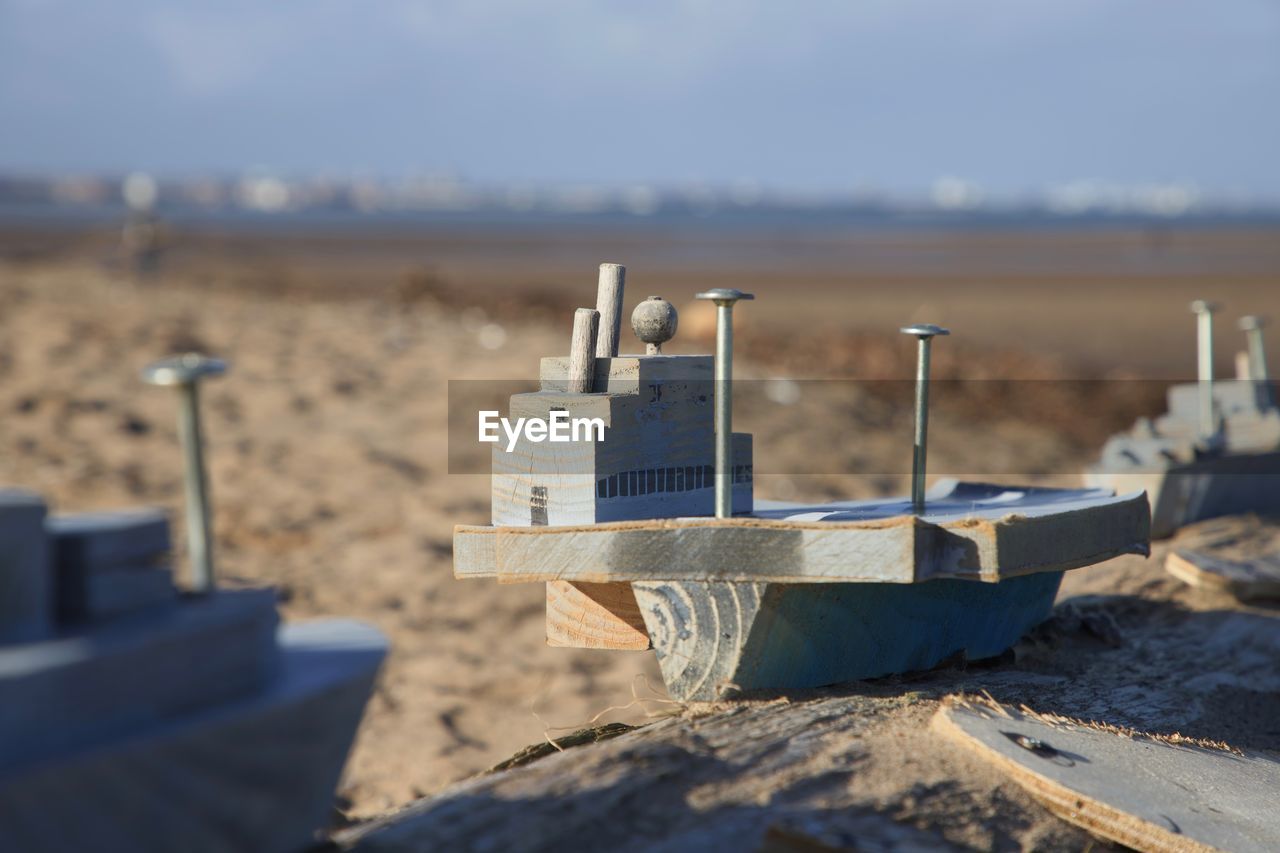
[545,581,650,650]
[632,581,763,699]
[539,354,713,395]
[935,699,1280,853]
[456,484,1149,584]
[494,353,750,652]
[0,619,387,853]
[593,263,625,359]
[634,573,1062,701]
[566,308,599,394]
[492,361,752,526]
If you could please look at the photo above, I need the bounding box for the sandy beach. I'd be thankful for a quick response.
[2,221,1278,829]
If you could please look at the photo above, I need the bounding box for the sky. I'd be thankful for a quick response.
[2,0,1279,197]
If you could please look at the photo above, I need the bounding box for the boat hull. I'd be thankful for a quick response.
[635,572,1063,702]
[0,620,386,853]
[1087,450,1280,538]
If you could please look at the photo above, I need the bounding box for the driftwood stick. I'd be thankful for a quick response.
[594,264,625,359]
[567,308,600,394]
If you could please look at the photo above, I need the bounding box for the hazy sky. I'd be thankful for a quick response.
[3,0,1278,195]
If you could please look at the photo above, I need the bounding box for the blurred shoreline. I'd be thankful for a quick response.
[5,215,1278,376]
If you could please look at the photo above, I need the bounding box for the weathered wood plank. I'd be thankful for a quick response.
[545,581,650,650]
[456,484,1149,584]
[1167,548,1280,600]
[539,354,713,394]
[935,698,1280,853]
[490,389,752,526]
[1163,513,1280,600]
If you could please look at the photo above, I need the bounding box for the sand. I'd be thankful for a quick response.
[1,222,1277,834]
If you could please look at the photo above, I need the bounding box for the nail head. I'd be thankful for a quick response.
[900,324,950,338]
[142,353,228,386]
[1190,300,1221,315]
[695,288,754,306]
[1239,315,1266,331]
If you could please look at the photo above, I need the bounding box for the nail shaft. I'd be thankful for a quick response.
[900,324,949,514]
[142,353,227,594]
[911,336,933,512]
[177,382,215,592]
[696,289,753,519]
[1191,301,1219,439]
[713,302,734,518]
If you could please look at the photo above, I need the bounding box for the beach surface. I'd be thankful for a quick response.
[2,221,1277,834]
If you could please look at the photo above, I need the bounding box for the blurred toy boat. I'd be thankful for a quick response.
[0,493,386,853]
[458,479,1148,701]
[1087,307,1280,538]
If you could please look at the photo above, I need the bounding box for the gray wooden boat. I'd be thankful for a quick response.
[1087,379,1280,537]
[454,266,1151,702]
[0,490,387,853]
[1088,306,1280,538]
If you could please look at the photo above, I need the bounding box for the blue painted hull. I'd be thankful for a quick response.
[739,572,1063,690]
[637,572,1063,700]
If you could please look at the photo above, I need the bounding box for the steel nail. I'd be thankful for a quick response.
[900,324,950,514]
[695,288,754,519]
[1190,300,1221,439]
[142,352,228,593]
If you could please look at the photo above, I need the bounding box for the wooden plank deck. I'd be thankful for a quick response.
[455,482,1150,585]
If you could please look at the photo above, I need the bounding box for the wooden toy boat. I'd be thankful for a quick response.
[453,264,1151,701]
[1087,312,1280,538]
[0,492,387,853]
[458,480,1147,700]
